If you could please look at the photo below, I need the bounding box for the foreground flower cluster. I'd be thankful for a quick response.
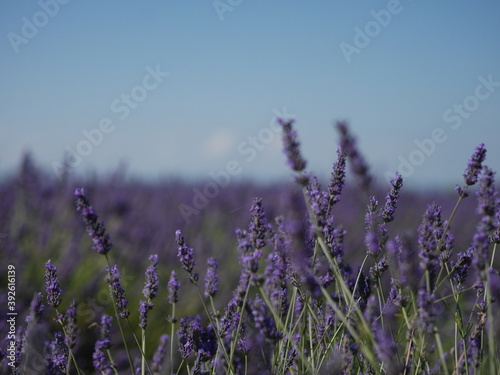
[3,120,500,374]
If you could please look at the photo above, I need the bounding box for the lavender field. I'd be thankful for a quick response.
[1,121,499,374]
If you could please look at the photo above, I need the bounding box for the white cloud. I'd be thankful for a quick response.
[202,130,235,157]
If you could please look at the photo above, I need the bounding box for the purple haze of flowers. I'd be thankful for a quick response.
[45,260,62,309]
[463,143,487,186]
[279,118,307,172]
[143,254,159,301]
[175,229,198,284]
[151,334,169,373]
[336,121,372,190]
[105,265,130,319]
[327,148,347,210]
[74,187,112,255]
[48,331,68,372]
[168,270,180,304]
[249,197,270,249]
[25,292,44,324]
[381,173,403,223]
[204,257,218,298]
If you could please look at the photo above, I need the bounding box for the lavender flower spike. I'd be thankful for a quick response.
[249,197,270,249]
[106,265,130,319]
[328,148,347,208]
[463,143,486,186]
[168,270,180,304]
[93,314,114,373]
[204,257,218,298]
[382,172,403,223]
[48,332,68,372]
[64,299,78,349]
[74,187,112,255]
[45,260,62,308]
[151,334,169,373]
[279,118,307,172]
[143,254,159,301]
[176,230,199,284]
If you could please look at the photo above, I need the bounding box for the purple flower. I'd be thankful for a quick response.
[175,229,198,284]
[305,175,329,231]
[177,315,217,360]
[143,254,159,301]
[168,270,180,304]
[105,265,130,319]
[279,118,307,172]
[417,287,435,333]
[418,203,443,287]
[248,197,270,249]
[151,334,169,373]
[365,197,381,257]
[74,187,112,255]
[64,299,78,349]
[204,257,218,298]
[251,296,282,344]
[336,121,372,190]
[93,315,114,373]
[491,209,500,244]
[236,228,262,274]
[472,221,491,273]
[476,166,497,219]
[25,292,44,324]
[48,332,68,372]
[327,148,347,209]
[463,143,486,186]
[381,172,403,223]
[453,248,473,288]
[139,300,153,329]
[45,260,62,308]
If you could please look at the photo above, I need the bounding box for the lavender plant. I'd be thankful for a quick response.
[1,120,498,375]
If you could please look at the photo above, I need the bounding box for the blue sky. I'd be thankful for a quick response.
[1,0,499,190]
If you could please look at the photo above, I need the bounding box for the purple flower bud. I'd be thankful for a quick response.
[105,265,129,319]
[204,257,218,298]
[64,299,78,349]
[418,203,443,287]
[251,296,282,343]
[328,148,347,208]
[476,166,497,219]
[45,260,62,308]
[168,270,180,304]
[305,176,329,231]
[74,187,112,255]
[249,197,270,249]
[48,332,68,372]
[139,300,153,329]
[151,334,169,373]
[279,118,307,172]
[143,254,159,301]
[175,230,198,284]
[463,143,486,186]
[381,173,403,223]
[93,315,114,372]
[25,292,44,324]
